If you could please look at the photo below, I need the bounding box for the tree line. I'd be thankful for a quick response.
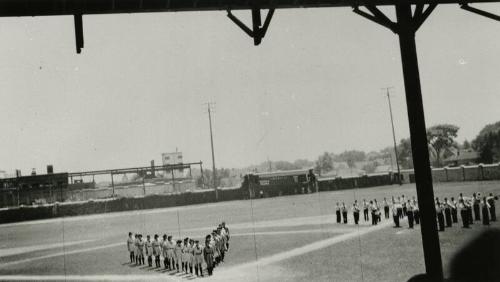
[315,120,500,175]
[193,120,500,187]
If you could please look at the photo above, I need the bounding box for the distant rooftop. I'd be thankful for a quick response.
[445,149,480,162]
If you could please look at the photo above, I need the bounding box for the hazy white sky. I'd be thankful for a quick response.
[0,5,499,174]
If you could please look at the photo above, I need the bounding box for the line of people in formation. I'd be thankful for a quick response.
[126,222,230,277]
[435,192,497,230]
[334,192,497,230]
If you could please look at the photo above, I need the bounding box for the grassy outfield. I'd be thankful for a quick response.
[0,181,499,281]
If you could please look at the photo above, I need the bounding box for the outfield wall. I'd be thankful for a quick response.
[1,164,499,224]
[0,181,196,208]
[400,163,500,184]
[0,187,245,224]
[318,173,393,192]
[483,164,500,180]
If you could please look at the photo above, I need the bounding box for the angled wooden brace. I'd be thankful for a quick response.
[227,7,275,45]
[413,4,438,31]
[353,6,398,33]
[460,3,500,21]
[74,14,84,54]
[413,4,424,18]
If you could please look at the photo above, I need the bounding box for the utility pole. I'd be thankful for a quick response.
[382,87,402,185]
[205,102,218,200]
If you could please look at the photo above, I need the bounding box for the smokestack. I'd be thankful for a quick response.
[47,165,54,174]
[15,169,21,178]
[151,160,155,177]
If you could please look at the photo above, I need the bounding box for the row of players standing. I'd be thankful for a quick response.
[126,222,230,277]
[334,197,410,226]
[203,223,230,276]
[435,192,497,230]
[334,193,497,230]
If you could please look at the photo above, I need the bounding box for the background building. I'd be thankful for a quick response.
[162,151,183,166]
[162,151,187,178]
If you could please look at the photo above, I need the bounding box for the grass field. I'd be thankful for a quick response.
[0,181,499,281]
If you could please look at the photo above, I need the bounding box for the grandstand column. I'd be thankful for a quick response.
[395,2,443,281]
[16,184,20,206]
[49,180,53,202]
[171,169,175,193]
[142,174,146,195]
[199,162,204,189]
[111,172,115,197]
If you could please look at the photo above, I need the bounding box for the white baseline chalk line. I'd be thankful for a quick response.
[0,239,95,258]
[0,222,392,281]
[231,228,354,237]
[0,242,123,268]
[214,221,392,278]
[0,228,336,268]
[0,217,381,268]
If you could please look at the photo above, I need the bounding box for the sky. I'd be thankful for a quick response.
[0,4,499,175]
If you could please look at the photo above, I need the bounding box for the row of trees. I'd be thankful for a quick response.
[397,121,500,168]
[472,121,500,164]
[315,121,500,175]
[195,168,233,188]
[315,150,368,174]
[193,121,500,187]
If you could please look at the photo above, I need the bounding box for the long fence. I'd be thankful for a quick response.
[399,163,500,183]
[0,186,246,224]
[317,173,396,192]
[0,181,196,208]
[1,163,499,224]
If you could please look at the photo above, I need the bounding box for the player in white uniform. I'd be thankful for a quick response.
[137,234,145,265]
[392,198,400,227]
[181,238,190,273]
[174,240,183,272]
[152,234,161,268]
[352,201,360,225]
[161,234,169,270]
[145,235,153,267]
[134,234,140,265]
[193,240,204,277]
[165,235,175,270]
[127,232,135,263]
[187,239,195,274]
[221,222,230,250]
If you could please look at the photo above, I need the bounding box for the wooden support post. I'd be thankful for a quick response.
[395,2,443,280]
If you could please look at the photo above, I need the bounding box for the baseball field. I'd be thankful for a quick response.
[0,181,499,282]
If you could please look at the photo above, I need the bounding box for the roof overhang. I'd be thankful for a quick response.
[0,0,498,17]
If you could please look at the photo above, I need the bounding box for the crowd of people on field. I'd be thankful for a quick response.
[435,192,497,230]
[126,221,230,277]
[335,192,497,230]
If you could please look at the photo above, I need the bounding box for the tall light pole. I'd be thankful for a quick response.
[205,102,218,200]
[382,87,402,185]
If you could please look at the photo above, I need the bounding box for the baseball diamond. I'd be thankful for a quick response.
[1,0,499,281]
[0,181,498,281]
